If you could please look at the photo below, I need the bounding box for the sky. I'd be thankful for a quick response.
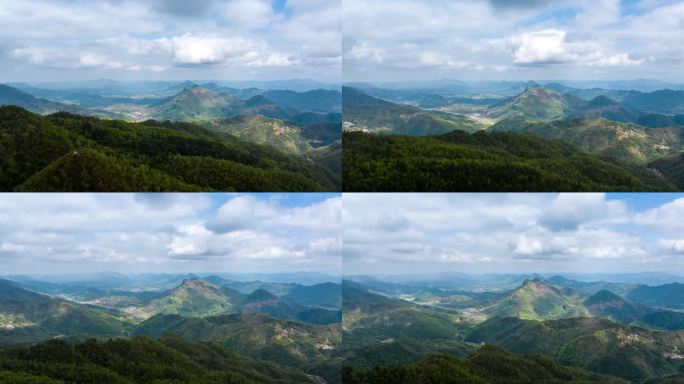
[0,193,341,275]
[0,0,341,83]
[343,0,684,82]
[343,193,684,275]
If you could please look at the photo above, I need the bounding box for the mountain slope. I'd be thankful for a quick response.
[343,282,461,347]
[206,115,313,154]
[466,316,684,382]
[650,153,684,190]
[240,288,341,324]
[572,95,642,122]
[343,345,628,384]
[584,290,642,324]
[133,312,340,376]
[152,85,234,121]
[0,334,314,384]
[343,130,675,192]
[0,84,82,115]
[132,279,245,319]
[485,279,589,320]
[343,86,483,135]
[489,117,682,165]
[487,86,583,121]
[0,279,130,346]
[0,106,339,191]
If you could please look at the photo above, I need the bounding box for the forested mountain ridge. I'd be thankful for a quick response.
[0,106,339,191]
[343,278,684,383]
[489,117,683,165]
[0,334,316,384]
[342,130,675,192]
[343,345,629,384]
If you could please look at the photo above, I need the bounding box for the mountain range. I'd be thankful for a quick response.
[342,84,684,191]
[342,276,684,383]
[0,106,339,191]
[0,275,343,383]
[0,81,342,190]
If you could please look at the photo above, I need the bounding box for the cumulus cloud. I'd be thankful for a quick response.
[635,198,684,231]
[0,193,341,275]
[507,29,644,67]
[0,0,340,81]
[343,193,682,275]
[343,0,682,81]
[537,193,626,231]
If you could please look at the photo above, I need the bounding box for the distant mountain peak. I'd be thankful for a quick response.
[244,94,274,107]
[245,288,278,303]
[585,289,625,305]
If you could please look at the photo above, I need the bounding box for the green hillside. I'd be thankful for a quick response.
[152,85,234,121]
[343,345,627,384]
[487,86,583,122]
[572,95,641,123]
[489,117,683,165]
[584,290,642,324]
[466,316,684,382]
[0,279,131,346]
[343,283,463,348]
[122,279,340,324]
[342,130,675,192]
[0,334,314,384]
[485,279,589,321]
[206,115,313,154]
[343,86,483,135]
[0,106,339,191]
[133,312,340,380]
[650,153,684,190]
[132,279,244,319]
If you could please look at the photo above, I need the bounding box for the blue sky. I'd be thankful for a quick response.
[343,0,684,82]
[0,193,341,275]
[0,0,341,82]
[343,193,684,275]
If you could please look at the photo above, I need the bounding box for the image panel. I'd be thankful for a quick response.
[342,0,684,192]
[0,0,341,192]
[0,192,342,383]
[342,192,684,383]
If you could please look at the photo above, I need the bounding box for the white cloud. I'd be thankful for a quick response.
[511,29,569,64]
[343,193,678,275]
[0,0,340,81]
[206,196,255,233]
[0,193,340,275]
[160,34,263,65]
[514,236,544,255]
[635,198,684,231]
[343,0,681,81]
[659,239,684,254]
